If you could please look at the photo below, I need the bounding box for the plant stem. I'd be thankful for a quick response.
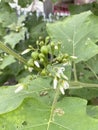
[0,41,27,65]
[73,62,78,81]
[47,87,60,130]
[69,81,98,89]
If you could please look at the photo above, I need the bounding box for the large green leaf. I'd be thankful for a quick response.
[0,77,53,114]
[0,97,98,130]
[47,11,98,63]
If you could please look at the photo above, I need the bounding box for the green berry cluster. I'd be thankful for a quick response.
[27,36,71,76]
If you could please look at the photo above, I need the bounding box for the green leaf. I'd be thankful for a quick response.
[25,13,47,43]
[0,55,16,69]
[47,11,98,63]
[86,55,98,74]
[87,105,98,119]
[0,97,98,130]
[4,27,27,48]
[0,2,17,27]
[91,2,98,16]
[0,77,53,114]
[0,24,5,39]
[30,22,47,43]
[76,61,98,84]
[69,87,98,100]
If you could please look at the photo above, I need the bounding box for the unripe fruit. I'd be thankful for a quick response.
[45,36,50,44]
[45,36,50,41]
[62,59,67,62]
[36,40,39,45]
[39,41,44,46]
[39,53,45,59]
[41,46,49,54]
[31,51,39,60]
[39,36,42,40]
[57,56,62,62]
[40,58,44,63]
[64,54,69,58]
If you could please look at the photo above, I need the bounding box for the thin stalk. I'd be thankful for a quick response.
[73,62,78,81]
[47,87,60,130]
[0,41,27,65]
[69,81,98,89]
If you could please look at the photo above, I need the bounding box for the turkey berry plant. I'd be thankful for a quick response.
[0,0,98,130]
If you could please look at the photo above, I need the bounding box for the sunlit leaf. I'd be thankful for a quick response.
[0,97,98,130]
[0,77,53,114]
[47,11,98,63]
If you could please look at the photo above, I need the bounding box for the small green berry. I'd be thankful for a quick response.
[41,45,49,54]
[39,41,44,46]
[39,53,45,59]
[31,51,39,60]
[40,58,44,63]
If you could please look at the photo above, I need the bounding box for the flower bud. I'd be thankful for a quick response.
[34,61,40,68]
[40,58,44,63]
[59,86,65,95]
[61,73,68,80]
[54,45,58,50]
[21,49,31,55]
[53,77,58,89]
[62,80,69,89]
[70,56,77,60]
